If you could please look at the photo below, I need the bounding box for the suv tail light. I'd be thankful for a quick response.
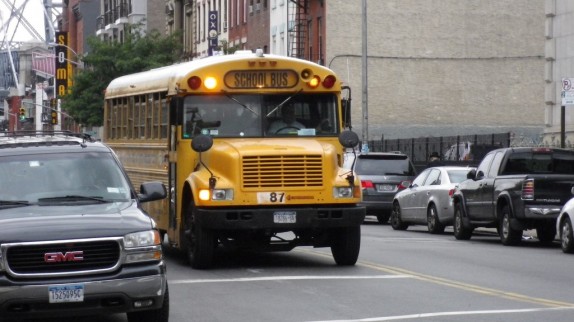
[448,188,456,197]
[361,180,374,189]
[522,179,534,200]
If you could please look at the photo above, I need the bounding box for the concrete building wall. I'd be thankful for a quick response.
[542,0,574,147]
[146,0,165,33]
[326,0,545,141]
[269,0,288,55]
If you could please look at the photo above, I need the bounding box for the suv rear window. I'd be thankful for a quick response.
[354,155,416,176]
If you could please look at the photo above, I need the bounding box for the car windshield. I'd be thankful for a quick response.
[0,152,132,206]
[182,93,339,138]
[447,169,472,183]
[355,156,414,176]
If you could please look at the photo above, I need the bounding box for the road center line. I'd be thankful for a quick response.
[170,275,410,284]
[306,307,574,322]
[295,248,574,308]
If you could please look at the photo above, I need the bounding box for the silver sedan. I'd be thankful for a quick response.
[391,166,474,234]
[557,197,574,253]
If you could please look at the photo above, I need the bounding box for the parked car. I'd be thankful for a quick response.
[0,131,169,321]
[557,198,574,253]
[344,152,417,224]
[391,166,474,233]
[452,147,574,245]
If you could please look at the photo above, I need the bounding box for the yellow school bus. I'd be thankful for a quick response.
[104,49,365,269]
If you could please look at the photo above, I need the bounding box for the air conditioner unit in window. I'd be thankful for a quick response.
[249,5,253,13]
[223,21,228,30]
[255,3,261,11]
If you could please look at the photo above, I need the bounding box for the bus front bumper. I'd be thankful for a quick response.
[195,206,366,230]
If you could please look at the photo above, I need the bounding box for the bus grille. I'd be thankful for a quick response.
[242,154,324,188]
[6,240,120,276]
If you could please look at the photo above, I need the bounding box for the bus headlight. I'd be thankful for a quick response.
[199,189,234,201]
[124,230,162,263]
[333,187,353,198]
[0,247,4,272]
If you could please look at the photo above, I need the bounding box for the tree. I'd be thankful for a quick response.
[61,27,182,127]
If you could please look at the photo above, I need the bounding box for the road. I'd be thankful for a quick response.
[28,217,574,322]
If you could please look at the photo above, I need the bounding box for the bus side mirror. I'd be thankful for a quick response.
[339,130,359,149]
[191,134,213,152]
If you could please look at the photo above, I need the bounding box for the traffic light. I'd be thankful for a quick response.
[19,107,26,121]
[51,111,58,125]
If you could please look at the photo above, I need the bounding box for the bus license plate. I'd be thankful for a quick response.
[274,211,296,223]
[48,284,84,303]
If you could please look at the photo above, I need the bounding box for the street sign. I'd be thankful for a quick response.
[562,78,574,105]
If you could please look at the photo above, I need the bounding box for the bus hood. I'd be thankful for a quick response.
[201,138,340,186]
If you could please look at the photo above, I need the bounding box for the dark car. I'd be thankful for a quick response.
[0,131,168,321]
[345,152,417,224]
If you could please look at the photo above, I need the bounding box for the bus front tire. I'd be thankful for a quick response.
[184,204,215,269]
[330,226,361,266]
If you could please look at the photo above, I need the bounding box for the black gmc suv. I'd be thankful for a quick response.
[0,131,168,321]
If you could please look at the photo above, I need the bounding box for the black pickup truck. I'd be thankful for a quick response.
[452,147,574,245]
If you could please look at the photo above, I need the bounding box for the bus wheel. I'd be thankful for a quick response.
[185,203,215,269]
[330,226,361,266]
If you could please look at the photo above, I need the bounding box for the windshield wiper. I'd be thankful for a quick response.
[266,89,303,117]
[0,200,32,207]
[222,91,258,116]
[38,195,109,203]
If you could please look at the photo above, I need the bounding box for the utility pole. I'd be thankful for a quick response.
[361,0,369,152]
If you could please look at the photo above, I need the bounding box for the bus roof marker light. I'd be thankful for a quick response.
[204,77,217,89]
[188,76,202,90]
[307,75,320,88]
[323,75,336,89]
[300,69,312,80]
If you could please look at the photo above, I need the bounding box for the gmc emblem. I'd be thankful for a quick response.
[44,251,84,263]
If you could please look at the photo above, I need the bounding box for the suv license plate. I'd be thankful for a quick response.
[48,284,84,303]
[274,211,296,223]
[377,184,394,192]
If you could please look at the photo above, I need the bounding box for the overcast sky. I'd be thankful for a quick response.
[1,0,57,43]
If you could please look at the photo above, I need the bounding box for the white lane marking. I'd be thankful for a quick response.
[306,307,574,322]
[170,275,411,284]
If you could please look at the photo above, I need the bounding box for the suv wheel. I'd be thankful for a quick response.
[376,212,391,224]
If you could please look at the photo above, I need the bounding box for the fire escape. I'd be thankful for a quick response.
[288,0,308,59]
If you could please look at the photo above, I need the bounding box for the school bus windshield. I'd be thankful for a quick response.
[182,93,338,138]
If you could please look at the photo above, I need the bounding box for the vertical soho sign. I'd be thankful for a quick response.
[563,78,574,105]
[55,31,70,97]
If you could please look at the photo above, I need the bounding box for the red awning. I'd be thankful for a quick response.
[32,52,55,79]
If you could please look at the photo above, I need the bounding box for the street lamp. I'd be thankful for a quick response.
[48,42,80,57]
[47,43,84,69]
